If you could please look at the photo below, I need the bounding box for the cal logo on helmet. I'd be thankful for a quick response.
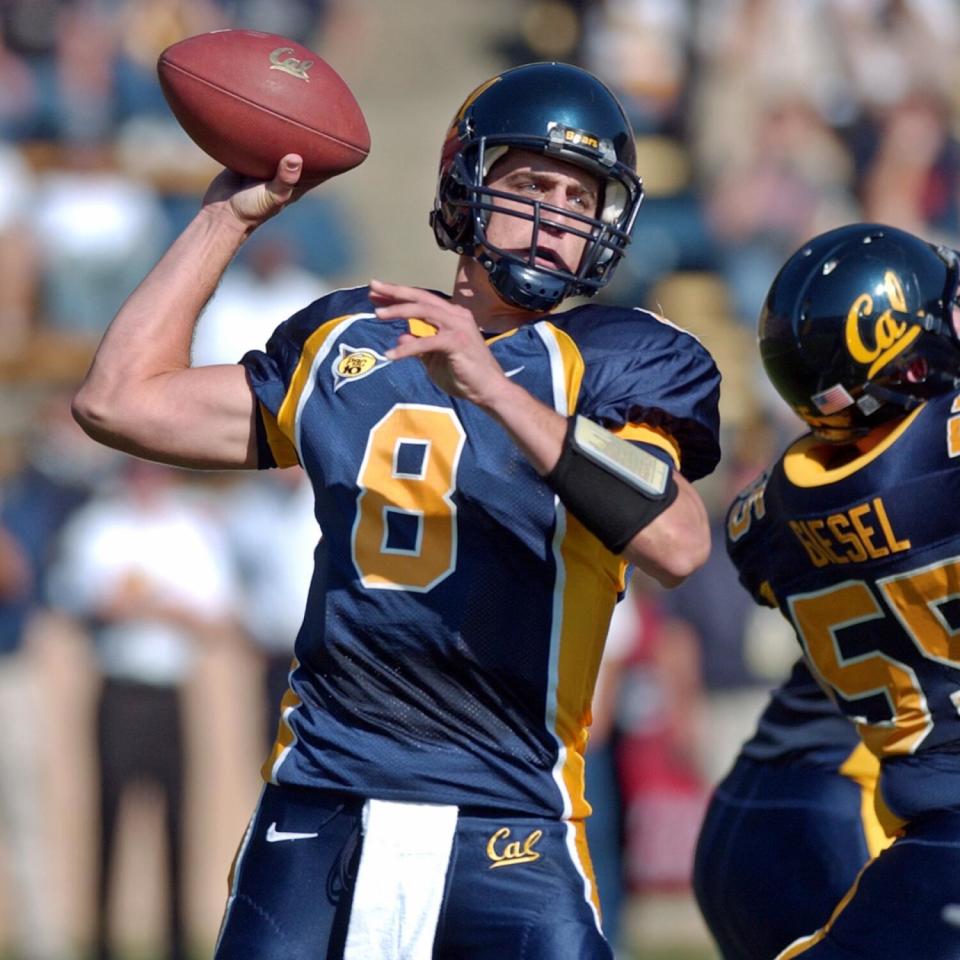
[758,223,960,444]
[845,270,922,378]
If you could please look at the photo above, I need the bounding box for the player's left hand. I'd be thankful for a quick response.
[370,280,511,408]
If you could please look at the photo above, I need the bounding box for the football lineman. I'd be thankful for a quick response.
[723,223,960,959]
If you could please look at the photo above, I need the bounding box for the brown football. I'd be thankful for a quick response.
[157,29,370,184]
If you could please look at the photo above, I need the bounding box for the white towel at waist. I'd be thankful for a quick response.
[344,798,458,960]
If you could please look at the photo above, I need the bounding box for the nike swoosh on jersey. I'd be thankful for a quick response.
[504,366,525,378]
[266,821,319,843]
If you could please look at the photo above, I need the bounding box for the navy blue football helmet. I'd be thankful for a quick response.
[431,62,643,312]
[760,223,960,443]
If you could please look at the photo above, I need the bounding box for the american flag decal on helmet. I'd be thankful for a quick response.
[811,383,855,415]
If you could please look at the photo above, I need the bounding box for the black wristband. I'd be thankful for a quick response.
[544,416,679,554]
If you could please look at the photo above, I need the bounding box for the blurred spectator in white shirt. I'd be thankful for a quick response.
[191,233,329,367]
[48,460,240,960]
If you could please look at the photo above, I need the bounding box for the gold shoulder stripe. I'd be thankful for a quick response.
[542,322,585,416]
[277,314,354,443]
[783,404,923,487]
[407,318,437,338]
[260,402,299,468]
[612,423,681,469]
[484,328,519,346]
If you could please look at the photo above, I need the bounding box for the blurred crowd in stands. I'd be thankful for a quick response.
[1,0,959,957]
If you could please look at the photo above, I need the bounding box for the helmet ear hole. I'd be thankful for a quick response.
[905,357,929,383]
[601,181,627,225]
[476,145,509,229]
[482,145,509,180]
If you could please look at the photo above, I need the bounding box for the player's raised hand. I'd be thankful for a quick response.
[202,154,306,229]
[370,280,513,408]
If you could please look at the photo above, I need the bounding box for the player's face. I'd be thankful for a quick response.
[483,149,600,275]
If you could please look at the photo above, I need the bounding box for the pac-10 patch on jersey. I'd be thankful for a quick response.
[332,343,390,392]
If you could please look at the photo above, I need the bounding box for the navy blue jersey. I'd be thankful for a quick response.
[741,658,861,766]
[694,746,885,960]
[239,285,721,820]
[727,390,960,824]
